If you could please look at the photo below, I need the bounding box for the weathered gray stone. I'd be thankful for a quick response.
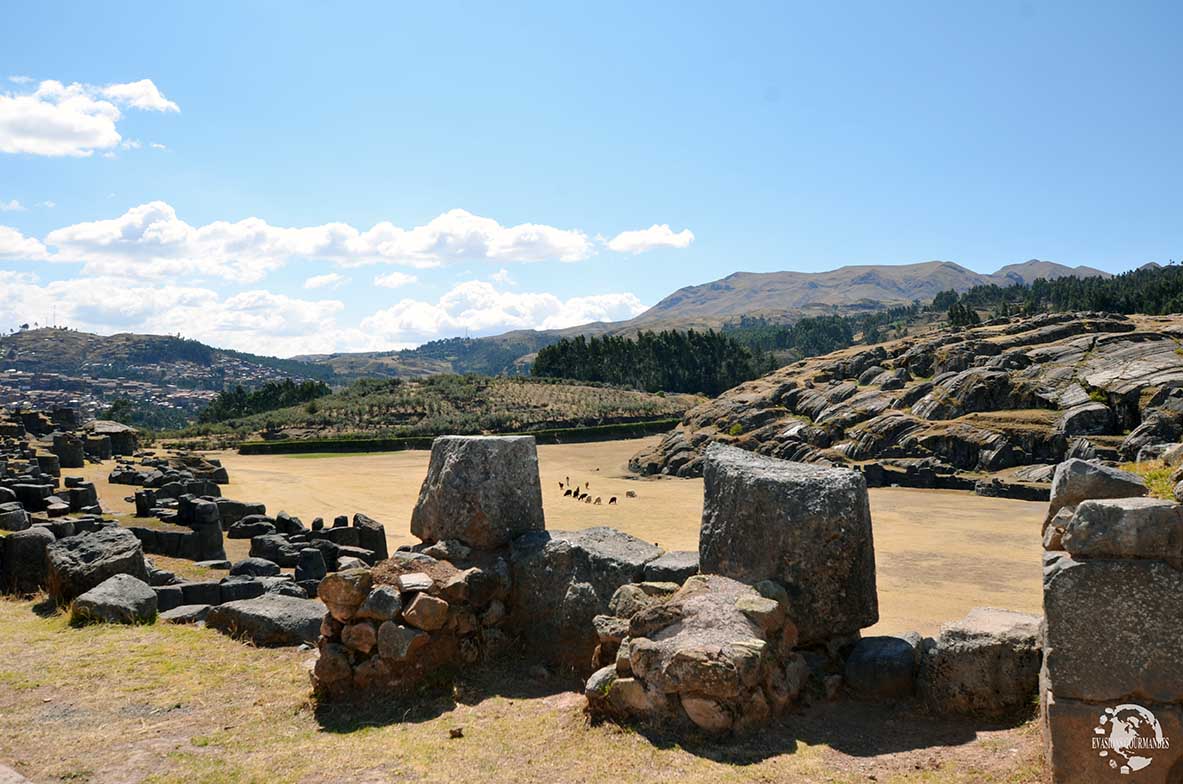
[229,557,280,577]
[1043,553,1183,703]
[844,636,917,700]
[46,526,149,604]
[160,604,211,624]
[354,585,403,623]
[411,435,545,550]
[1046,458,1147,523]
[1042,693,1182,783]
[643,550,699,583]
[295,548,327,582]
[70,574,157,625]
[1,526,55,594]
[1054,402,1115,436]
[919,607,1041,719]
[0,501,29,532]
[1062,497,1183,561]
[205,594,322,646]
[510,526,662,673]
[699,444,877,643]
[352,513,389,561]
[377,621,428,661]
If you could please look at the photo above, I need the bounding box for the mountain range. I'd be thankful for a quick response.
[3,259,1114,383]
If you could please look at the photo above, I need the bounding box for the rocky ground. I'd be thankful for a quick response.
[632,312,1183,497]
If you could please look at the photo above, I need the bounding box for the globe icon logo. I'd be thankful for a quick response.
[1092,704,1171,775]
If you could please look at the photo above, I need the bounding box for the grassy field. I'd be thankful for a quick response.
[0,596,1044,784]
[164,375,702,449]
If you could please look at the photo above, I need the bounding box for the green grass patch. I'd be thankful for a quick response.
[1119,461,1175,499]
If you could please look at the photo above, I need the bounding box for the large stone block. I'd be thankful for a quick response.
[46,527,149,604]
[411,435,545,550]
[70,574,157,625]
[919,606,1041,719]
[698,444,877,643]
[1046,458,1147,524]
[1043,553,1183,703]
[205,594,322,646]
[1,526,55,594]
[510,526,662,673]
[1062,497,1183,561]
[1043,693,1183,783]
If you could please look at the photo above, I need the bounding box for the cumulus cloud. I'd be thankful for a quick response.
[0,78,178,157]
[0,226,47,258]
[8,202,599,281]
[99,79,180,112]
[606,224,695,254]
[360,280,646,344]
[490,268,513,285]
[0,275,358,356]
[0,199,25,212]
[373,271,417,289]
[304,272,347,290]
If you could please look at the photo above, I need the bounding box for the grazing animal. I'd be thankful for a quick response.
[625,490,637,498]
[563,489,573,497]
[585,482,590,489]
[593,497,602,505]
[559,482,564,490]
[583,496,592,504]
[609,496,617,505]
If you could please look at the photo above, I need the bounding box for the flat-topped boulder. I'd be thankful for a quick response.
[46,526,149,604]
[510,526,663,673]
[1,526,56,594]
[699,444,877,643]
[206,594,323,646]
[411,435,545,550]
[918,606,1041,719]
[70,574,157,625]
[1045,458,1147,524]
[1062,496,1183,561]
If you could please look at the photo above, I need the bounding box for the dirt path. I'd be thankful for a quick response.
[81,437,1044,635]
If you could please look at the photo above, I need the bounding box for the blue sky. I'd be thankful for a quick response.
[1,1,1180,356]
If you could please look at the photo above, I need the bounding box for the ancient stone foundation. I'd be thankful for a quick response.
[1041,459,1183,782]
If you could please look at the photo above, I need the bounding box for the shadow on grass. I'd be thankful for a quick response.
[631,698,1032,766]
[312,658,583,734]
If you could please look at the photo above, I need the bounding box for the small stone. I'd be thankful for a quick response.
[341,621,377,654]
[680,694,732,733]
[735,594,785,632]
[354,585,403,623]
[317,569,373,622]
[402,593,449,631]
[377,622,428,661]
[396,572,433,593]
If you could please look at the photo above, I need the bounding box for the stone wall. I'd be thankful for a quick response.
[1041,459,1183,782]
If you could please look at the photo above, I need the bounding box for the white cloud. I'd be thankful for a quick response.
[149,142,167,150]
[38,200,55,208]
[0,78,178,157]
[373,271,417,289]
[606,224,695,254]
[360,280,646,344]
[12,202,600,281]
[121,138,142,150]
[0,275,359,356]
[0,226,47,258]
[7,76,34,85]
[0,199,25,212]
[304,272,347,290]
[490,267,513,285]
[99,79,180,113]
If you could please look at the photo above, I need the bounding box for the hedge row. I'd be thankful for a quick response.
[236,418,680,455]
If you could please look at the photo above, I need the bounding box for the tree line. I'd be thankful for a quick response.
[935,261,1183,318]
[198,379,332,423]
[531,330,776,396]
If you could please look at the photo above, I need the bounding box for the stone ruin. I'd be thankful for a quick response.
[310,436,1047,738]
[1039,458,1183,781]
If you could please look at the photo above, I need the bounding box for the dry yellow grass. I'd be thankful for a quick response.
[0,597,1043,783]
[76,437,1045,636]
[3,437,1053,781]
